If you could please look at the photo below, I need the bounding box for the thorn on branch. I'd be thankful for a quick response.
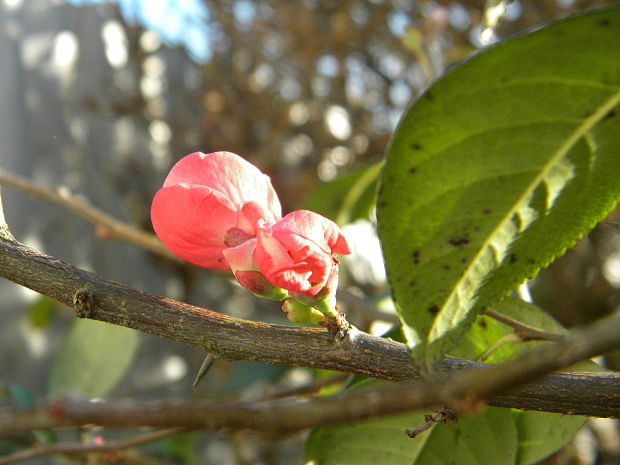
[406,408,458,438]
[73,287,97,319]
[193,353,217,389]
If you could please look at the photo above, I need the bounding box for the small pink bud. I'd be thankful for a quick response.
[255,210,350,297]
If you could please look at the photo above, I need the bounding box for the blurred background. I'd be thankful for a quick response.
[1,0,619,463]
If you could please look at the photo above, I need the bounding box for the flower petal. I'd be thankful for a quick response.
[222,238,257,274]
[256,215,345,296]
[222,239,289,299]
[271,210,351,256]
[256,222,315,293]
[151,184,236,269]
[163,151,281,222]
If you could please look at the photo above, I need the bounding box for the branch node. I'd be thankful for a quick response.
[323,312,353,342]
[73,287,97,319]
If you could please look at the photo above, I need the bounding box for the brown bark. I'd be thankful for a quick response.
[1,236,620,427]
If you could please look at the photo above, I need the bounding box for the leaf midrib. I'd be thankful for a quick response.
[426,89,620,343]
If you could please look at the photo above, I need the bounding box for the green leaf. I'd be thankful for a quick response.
[305,380,433,465]
[305,299,586,465]
[305,411,433,465]
[452,298,586,464]
[48,319,139,397]
[377,7,620,367]
[512,410,583,465]
[451,297,566,364]
[305,382,516,465]
[413,408,517,465]
[301,162,381,225]
[141,431,198,464]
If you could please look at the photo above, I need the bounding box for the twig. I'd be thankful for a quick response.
[5,303,620,436]
[0,237,424,382]
[258,373,350,400]
[405,408,457,438]
[0,238,620,430]
[0,427,187,464]
[483,308,562,342]
[0,169,180,263]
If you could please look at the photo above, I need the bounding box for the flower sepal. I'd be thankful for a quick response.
[281,299,326,324]
[289,290,337,318]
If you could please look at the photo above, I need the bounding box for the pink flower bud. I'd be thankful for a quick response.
[151,152,281,269]
[222,238,288,300]
[256,210,350,297]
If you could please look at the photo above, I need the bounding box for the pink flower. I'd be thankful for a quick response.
[222,239,287,300]
[151,151,281,269]
[255,210,350,297]
[151,151,351,319]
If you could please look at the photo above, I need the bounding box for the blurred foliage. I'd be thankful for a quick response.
[48,319,139,397]
[78,0,620,220]
[26,296,58,329]
[141,431,199,464]
[301,161,380,225]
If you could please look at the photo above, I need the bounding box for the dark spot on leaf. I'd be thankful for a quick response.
[448,236,469,248]
[603,110,616,121]
[482,208,491,215]
[513,214,523,231]
[411,143,422,150]
[412,250,420,264]
[527,258,536,264]
[599,18,610,26]
[377,200,388,207]
[479,319,488,329]
[509,253,517,263]
[428,305,439,315]
[408,280,416,287]
[460,257,468,264]
[443,265,451,270]
[409,167,417,174]
[425,92,434,101]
